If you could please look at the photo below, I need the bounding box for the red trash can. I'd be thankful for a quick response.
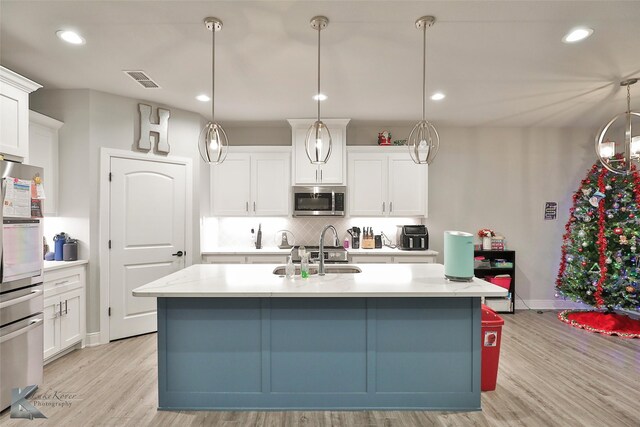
[481,304,504,391]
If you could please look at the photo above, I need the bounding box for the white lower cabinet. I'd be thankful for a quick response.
[43,265,86,363]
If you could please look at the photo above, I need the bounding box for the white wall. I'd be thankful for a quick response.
[31,89,205,334]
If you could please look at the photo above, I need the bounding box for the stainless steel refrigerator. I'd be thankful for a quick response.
[0,160,44,411]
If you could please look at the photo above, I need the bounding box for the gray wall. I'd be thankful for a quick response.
[31,89,205,334]
[208,122,595,306]
[348,124,594,306]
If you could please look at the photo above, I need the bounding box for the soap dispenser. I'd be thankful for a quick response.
[285,255,295,279]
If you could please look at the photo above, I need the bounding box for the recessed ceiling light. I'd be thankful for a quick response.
[313,93,327,101]
[196,94,210,102]
[562,27,593,43]
[431,92,445,101]
[56,30,85,45]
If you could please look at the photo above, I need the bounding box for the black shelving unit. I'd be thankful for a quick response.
[474,250,516,314]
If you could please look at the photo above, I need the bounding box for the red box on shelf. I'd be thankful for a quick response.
[485,275,511,290]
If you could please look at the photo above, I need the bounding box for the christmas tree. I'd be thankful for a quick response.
[556,163,640,311]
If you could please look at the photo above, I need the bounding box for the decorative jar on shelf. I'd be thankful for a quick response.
[482,236,492,250]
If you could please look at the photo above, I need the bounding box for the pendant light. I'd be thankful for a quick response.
[305,16,332,165]
[408,16,440,165]
[595,78,640,175]
[198,17,229,165]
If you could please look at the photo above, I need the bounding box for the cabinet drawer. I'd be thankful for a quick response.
[246,255,288,264]
[349,255,394,264]
[202,255,246,264]
[43,267,83,293]
[393,255,436,264]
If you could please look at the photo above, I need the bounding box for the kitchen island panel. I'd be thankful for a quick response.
[270,298,367,393]
[157,296,480,410]
[375,297,477,393]
[160,298,263,394]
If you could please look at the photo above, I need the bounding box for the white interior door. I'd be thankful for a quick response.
[109,157,186,341]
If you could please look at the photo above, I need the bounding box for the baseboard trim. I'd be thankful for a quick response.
[515,299,591,310]
[85,332,102,347]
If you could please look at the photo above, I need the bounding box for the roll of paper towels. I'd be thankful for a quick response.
[444,231,474,281]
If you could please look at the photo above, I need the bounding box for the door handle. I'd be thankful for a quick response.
[64,300,68,315]
[246,201,249,212]
[390,201,393,213]
[315,170,318,181]
[382,202,385,213]
[253,202,256,212]
[320,169,323,181]
[59,302,63,317]
[172,251,184,257]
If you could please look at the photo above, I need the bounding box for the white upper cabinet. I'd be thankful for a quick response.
[211,154,251,216]
[0,66,41,161]
[348,147,428,217]
[288,119,350,186]
[251,153,290,216]
[29,111,63,216]
[210,147,291,217]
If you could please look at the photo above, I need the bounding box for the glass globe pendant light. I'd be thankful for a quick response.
[198,17,229,165]
[408,16,440,165]
[595,78,640,175]
[305,16,332,165]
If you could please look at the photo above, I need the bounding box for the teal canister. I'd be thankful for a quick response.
[444,231,474,281]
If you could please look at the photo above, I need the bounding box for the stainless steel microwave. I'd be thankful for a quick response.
[292,186,346,217]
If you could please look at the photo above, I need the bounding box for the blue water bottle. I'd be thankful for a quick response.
[53,232,67,261]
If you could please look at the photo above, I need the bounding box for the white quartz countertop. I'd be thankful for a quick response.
[44,259,88,272]
[132,263,506,298]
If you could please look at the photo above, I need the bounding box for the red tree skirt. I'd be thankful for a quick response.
[558,310,640,338]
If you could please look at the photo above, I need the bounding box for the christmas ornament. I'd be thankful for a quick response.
[626,286,636,293]
[589,191,606,207]
[620,235,629,244]
[614,227,624,235]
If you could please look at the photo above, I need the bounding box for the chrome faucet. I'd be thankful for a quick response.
[319,224,339,276]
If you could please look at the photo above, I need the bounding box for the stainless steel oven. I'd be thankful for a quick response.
[1,160,45,411]
[293,186,345,217]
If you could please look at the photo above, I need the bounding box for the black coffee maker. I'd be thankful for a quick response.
[397,225,429,250]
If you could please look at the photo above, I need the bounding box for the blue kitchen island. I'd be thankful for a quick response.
[133,263,507,411]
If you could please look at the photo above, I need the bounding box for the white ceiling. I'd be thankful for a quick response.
[1,0,639,127]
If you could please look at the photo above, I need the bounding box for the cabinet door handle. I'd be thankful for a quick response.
[55,280,69,286]
[246,201,249,212]
[64,300,68,315]
[253,202,256,212]
[390,202,393,213]
[382,202,385,213]
[315,170,318,181]
[320,169,323,181]
[59,302,63,317]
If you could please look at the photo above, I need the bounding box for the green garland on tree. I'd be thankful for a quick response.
[556,163,640,311]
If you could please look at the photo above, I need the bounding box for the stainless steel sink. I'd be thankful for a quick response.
[273,265,362,276]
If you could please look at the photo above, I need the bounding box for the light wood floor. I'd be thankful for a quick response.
[1,310,638,426]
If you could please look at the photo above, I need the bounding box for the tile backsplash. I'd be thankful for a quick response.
[201,216,422,250]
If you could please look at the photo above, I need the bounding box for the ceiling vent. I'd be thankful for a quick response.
[123,70,160,89]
